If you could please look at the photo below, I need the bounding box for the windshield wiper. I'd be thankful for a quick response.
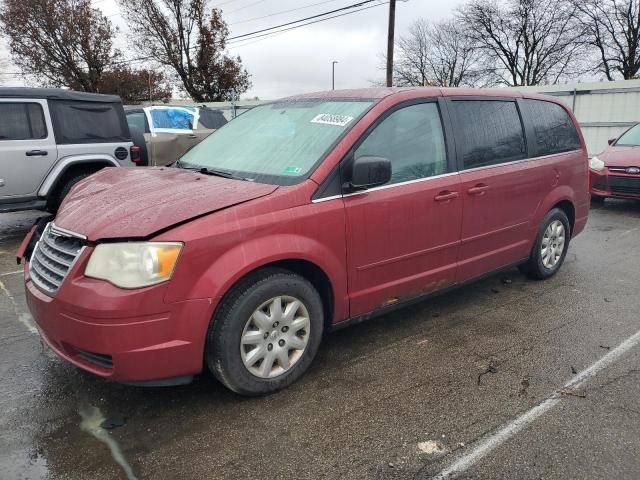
[199,167,252,181]
[174,159,252,181]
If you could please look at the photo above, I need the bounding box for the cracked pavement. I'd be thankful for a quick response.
[1,200,639,479]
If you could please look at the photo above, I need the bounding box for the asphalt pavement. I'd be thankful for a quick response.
[0,201,639,480]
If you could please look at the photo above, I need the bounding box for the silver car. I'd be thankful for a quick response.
[0,88,136,213]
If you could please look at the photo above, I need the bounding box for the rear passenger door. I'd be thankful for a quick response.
[0,99,56,198]
[448,98,555,281]
[344,100,462,317]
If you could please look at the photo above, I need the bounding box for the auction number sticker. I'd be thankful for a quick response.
[310,113,354,127]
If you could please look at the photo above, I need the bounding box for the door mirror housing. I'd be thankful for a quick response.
[608,137,617,145]
[349,156,391,190]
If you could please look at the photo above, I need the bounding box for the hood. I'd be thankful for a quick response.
[599,145,640,168]
[55,167,278,240]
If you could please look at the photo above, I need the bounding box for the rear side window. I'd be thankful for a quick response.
[198,108,228,129]
[451,100,526,169]
[521,99,580,155]
[354,102,447,185]
[0,103,47,140]
[49,100,129,144]
[126,111,148,133]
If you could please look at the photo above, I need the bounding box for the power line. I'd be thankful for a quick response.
[228,2,387,47]
[230,0,379,41]
[224,0,268,15]
[108,0,384,66]
[229,0,346,26]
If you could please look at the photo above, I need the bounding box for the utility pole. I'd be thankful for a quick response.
[332,60,338,90]
[148,71,152,104]
[386,0,396,87]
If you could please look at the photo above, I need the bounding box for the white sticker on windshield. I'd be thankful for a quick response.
[310,113,354,127]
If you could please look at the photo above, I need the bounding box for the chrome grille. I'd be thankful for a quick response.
[29,223,84,295]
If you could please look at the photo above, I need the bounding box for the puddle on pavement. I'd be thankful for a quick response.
[79,405,138,480]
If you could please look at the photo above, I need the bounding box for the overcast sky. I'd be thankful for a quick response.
[1,0,464,99]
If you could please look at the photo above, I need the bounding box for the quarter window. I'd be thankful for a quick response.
[451,100,526,169]
[126,112,148,134]
[0,103,47,140]
[354,103,447,185]
[521,99,580,155]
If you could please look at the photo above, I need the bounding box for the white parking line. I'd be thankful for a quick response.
[0,269,23,277]
[432,327,640,479]
[0,278,37,334]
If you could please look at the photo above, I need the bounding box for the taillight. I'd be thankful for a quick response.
[130,145,141,163]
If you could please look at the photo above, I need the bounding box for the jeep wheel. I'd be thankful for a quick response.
[46,172,92,213]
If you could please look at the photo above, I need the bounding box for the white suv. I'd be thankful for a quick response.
[0,88,138,213]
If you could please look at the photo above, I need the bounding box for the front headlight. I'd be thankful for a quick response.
[589,156,605,171]
[85,242,183,288]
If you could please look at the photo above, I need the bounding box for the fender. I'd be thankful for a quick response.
[38,154,119,197]
[530,184,575,237]
[170,234,349,323]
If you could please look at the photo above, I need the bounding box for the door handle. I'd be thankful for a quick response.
[25,150,48,156]
[434,191,459,203]
[467,184,489,195]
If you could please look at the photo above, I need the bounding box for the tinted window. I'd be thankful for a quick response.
[354,103,447,185]
[521,99,580,155]
[126,112,148,133]
[452,100,525,169]
[198,108,228,129]
[49,101,129,144]
[0,103,47,140]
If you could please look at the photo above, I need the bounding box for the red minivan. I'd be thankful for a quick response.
[20,88,589,395]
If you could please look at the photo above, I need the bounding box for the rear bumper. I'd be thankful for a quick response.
[25,272,213,383]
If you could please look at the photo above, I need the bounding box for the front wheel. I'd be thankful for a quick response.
[205,269,324,395]
[519,208,570,280]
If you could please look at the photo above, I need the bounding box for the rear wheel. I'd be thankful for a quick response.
[205,268,324,395]
[519,208,570,280]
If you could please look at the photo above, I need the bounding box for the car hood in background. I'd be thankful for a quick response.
[599,145,640,167]
[55,167,278,240]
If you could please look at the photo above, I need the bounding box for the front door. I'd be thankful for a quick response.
[344,101,463,317]
[0,99,56,198]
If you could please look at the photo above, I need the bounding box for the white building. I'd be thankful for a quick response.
[508,79,640,156]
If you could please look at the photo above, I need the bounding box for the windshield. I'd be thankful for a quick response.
[178,100,373,184]
[615,124,640,146]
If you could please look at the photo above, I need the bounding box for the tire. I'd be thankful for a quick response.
[205,268,324,396]
[520,208,571,280]
[46,171,92,213]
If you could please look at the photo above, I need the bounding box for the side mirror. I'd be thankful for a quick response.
[608,138,616,145]
[349,156,391,190]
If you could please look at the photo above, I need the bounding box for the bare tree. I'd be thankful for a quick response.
[394,19,484,87]
[118,0,251,101]
[573,0,640,80]
[0,0,118,91]
[457,0,585,86]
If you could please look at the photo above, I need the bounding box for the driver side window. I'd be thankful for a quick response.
[354,102,447,185]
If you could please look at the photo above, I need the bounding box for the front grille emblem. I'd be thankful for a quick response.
[626,167,640,174]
